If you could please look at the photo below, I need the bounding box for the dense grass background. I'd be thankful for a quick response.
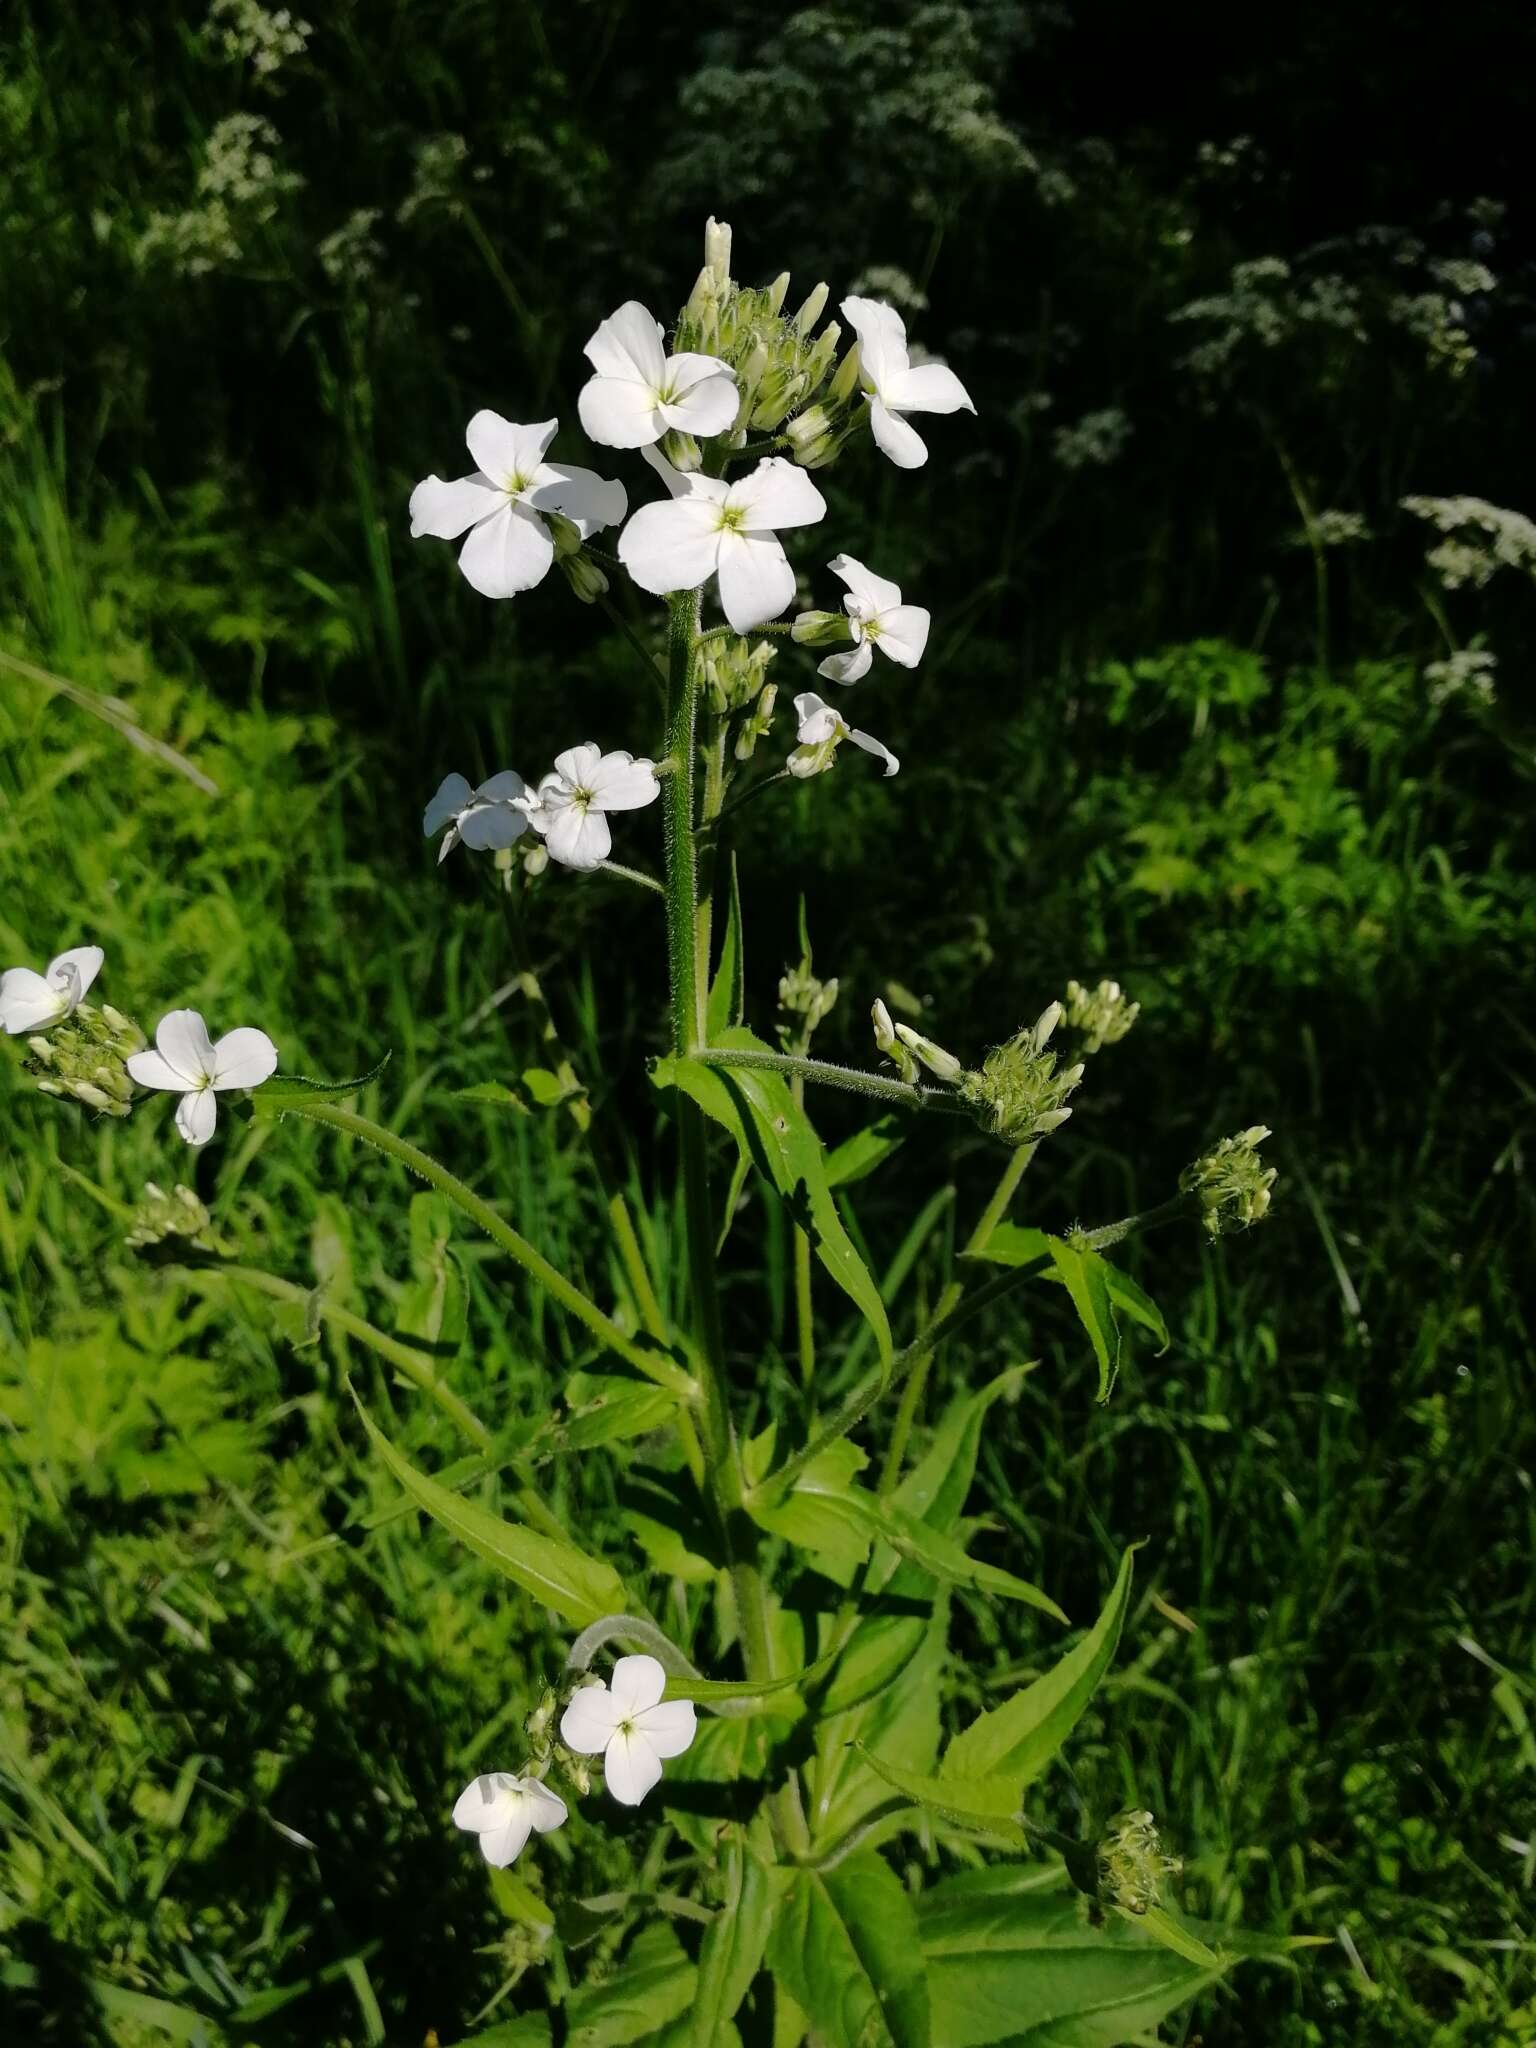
[3,3,1535,2042]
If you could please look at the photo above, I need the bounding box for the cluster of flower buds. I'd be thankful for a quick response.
[125,1181,220,1253]
[1181,1126,1277,1237]
[699,632,777,722]
[675,217,849,466]
[960,1003,1086,1146]
[24,1002,145,1117]
[547,511,609,604]
[1097,1808,1183,1916]
[778,957,840,1052]
[1062,977,1141,1055]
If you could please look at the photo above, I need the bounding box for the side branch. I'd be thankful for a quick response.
[693,1045,969,1114]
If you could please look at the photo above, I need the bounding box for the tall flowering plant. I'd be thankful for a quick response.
[8,221,1292,2044]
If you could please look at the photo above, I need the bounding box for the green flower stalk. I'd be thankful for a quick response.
[1181,1125,1278,1236]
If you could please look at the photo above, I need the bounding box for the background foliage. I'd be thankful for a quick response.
[2,2,1534,2041]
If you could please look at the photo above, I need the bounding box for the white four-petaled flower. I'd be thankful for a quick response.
[0,945,104,1035]
[578,301,739,449]
[423,770,529,862]
[840,297,975,470]
[518,745,660,873]
[409,413,626,599]
[789,692,900,778]
[618,448,826,634]
[126,1010,279,1147]
[811,555,931,684]
[559,1654,696,1807]
[452,1771,568,1867]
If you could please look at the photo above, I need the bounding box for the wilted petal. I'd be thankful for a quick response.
[868,399,928,470]
[409,473,501,541]
[793,692,843,745]
[210,1027,279,1091]
[175,1088,219,1147]
[583,301,669,389]
[818,640,875,685]
[528,462,627,536]
[886,360,975,417]
[618,498,722,598]
[716,530,794,634]
[634,1698,696,1759]
[875,604,931,667]
[0,968,65,1035]
[578,374,665,449]
[457,501,555,599]
[840,296,911,396]
[849,727,901,777]
[727,458,827,534]
[608,1654,668,1717]
[603,1727,663,1807]
[47,946,104,1003]
[828,553,902,614]
[587,753,659,813]
[424,772,474,836]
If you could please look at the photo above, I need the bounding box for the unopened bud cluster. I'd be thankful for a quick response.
[547,511,608,604]
[24,1003,144,1116]
[125,1181,218,1252]
[1097,1808,1182,1916]
[1063,978,1141,1055]
[960,1003,1085,1147]
[676,217,855,466]
[1181,1125,1277,1237]
[778,961,839,1050]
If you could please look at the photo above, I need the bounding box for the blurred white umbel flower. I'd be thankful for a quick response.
[451,1772,568,1867]
[518,745,660,872]
[801,554,930,684]
[841,297,975,469]
[126,1009,278,1146]
[578,300,739,448]
[619,448,826,633]
[559,1654,696,1807]
[409,412,626,599]
[423,770,529,862]
[788,692,900,779]
[0,945,104,1034]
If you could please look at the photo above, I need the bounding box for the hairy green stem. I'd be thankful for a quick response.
[263,1097,694,1398]
[694,1045,967,1113]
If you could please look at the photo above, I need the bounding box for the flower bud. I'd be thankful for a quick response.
[872,999,919,1083]
[659,428,701,473]
[1180,1126,1277,1237]
[23,1000,145,1120]
[791,608,853,649]
[26,1035,54,1065]
[126,1180,218,1252]
[1063,978,1141,1054]
[794,281,829,334]
[752,369,807,431]
[1098,1809,1182,1916]
[959,1006,1086,1146]
[765,270,791,317]
[704,215,732,289]
[830,342,863,403]
[557,547,609,605]
[803,321,842,389]
[894,1022,965,1084]
[734,681,777,761]
[522,842,549,878]
[778,959,839,1046]
[784,405,836,464]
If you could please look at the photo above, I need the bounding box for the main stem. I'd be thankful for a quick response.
[661,589,808,1853]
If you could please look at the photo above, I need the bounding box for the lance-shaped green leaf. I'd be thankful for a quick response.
[692,1838,782,2048]
[1046,1239,1121,1402]
[768,1855,931,2048]
[653,1027,891,1365]
[941,1547,1137,1787]
[853,1746,1027,1840]
[826,1114,907,1188]
[353,1390,626,1627]
[706,853,745,1039]
[972,1226,1169,1356]
[248,1049,392,1111]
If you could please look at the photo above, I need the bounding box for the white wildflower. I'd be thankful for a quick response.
[126,1010,278,1148]
[788,692,899,779]
[559,1655,696,1807]
[840,296,976,469]
[452,1772,567,1867]
[796,555,930,685]
[517,745,660,872]
[0,946,104,1036]
[578,301,738,449]
[423,771,529,862]
[618,448,826,633]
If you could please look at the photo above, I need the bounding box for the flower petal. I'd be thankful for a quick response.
[553,743,603,789]
[154,1010,217,1085]
[640,445,728,504]
[818,641,875,685]
[0,968,65,1035]
[586,753,659,812]
[849,727,901,776]
[527,462,627,536]
[525,1781,568,1834]
[475,770,528,806]
[583,301,669,389]
[608,1654,667,1717]
[175,1088,219,1147]
[793,692,842,744]
[457,501,555,599]
[875,605,931,667]
[618,498,722,598]
[634,1698,696,1759]
[868,399,928,470]
[47,945,104,1002]
[716,530,794,635]
[458,802,528,851]
[603,1727,664,1807]
[840,296,911,397]
[545,804,611,871]
[453,1773,518,1833]
[560,1682,622,1755]
[479,1811,535,1867]
[578,374,665,449]
[424,772,474,836]
[465,411,556,483]
[409,473,501,541]
[125,1048,191,1091]
[658,365,740,439]
[885,360,975,417]
[210,1027,279,1091]
[727,457,827,534]
[828,553,902,614]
